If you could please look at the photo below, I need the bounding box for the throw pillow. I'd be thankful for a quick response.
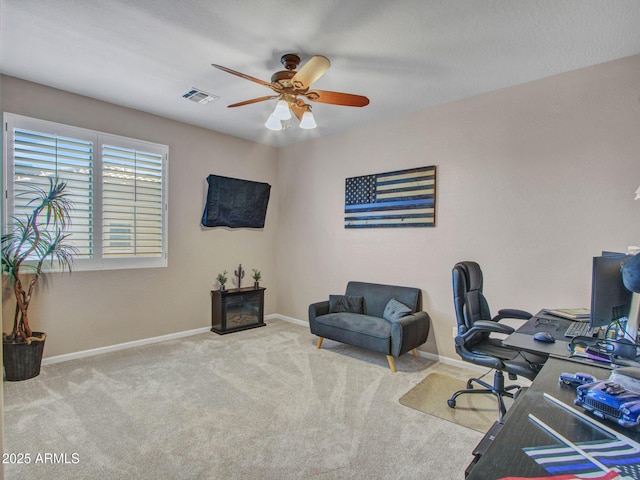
[383,298,412,322]
[329,295,364,314]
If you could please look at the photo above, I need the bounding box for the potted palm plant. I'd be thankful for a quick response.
[2,178,76,381]
[216,270,228,292]
[251,269,262,288]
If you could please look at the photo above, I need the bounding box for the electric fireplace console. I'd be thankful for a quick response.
[211,286,266,334]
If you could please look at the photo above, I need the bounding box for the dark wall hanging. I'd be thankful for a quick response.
[202,175,271,228]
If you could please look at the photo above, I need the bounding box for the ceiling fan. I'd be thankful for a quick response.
[212,53,369,131]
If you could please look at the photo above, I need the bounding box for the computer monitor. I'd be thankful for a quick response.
[590,254,633,330]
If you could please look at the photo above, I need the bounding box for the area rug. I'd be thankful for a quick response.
[399,372,504,433]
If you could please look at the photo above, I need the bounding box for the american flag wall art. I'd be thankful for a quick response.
[523,439,640,479]
[344,165,436,229]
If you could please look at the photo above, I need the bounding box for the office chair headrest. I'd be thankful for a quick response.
[456,261,483,292]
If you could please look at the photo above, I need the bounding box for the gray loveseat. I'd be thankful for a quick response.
[308,281,431,372]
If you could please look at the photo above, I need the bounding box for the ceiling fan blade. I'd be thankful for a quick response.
[227,95,279,108]
[291,55,330,91]
[305,90,370,107]
[212,64,281,91]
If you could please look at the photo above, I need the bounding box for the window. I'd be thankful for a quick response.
[4,114,168,271]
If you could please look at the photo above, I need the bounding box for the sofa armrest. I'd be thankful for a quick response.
[390,311,431,357]
[308,300,330,334]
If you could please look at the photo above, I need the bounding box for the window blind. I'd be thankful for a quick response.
[5,113,168,271]
[12,128,94,258]
[102,145,164,258]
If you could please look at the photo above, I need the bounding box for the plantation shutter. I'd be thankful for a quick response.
[6,114,168,270]
[102,144,164,258]
[11,128,94,258]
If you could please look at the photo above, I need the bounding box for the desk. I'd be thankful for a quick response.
[504,310,640,369]
[466,357,640,479]
[502,310,576,359]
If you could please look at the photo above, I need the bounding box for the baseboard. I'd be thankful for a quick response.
[418,350,487,373]
[42,326,211,365]
[43,316,298,365]
[268,313,308,327]
[42,313,470,370]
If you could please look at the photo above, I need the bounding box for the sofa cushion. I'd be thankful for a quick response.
[345,281,420,318]
[329,295,364,314]
[383,298,412,322]
[315,313,391,340]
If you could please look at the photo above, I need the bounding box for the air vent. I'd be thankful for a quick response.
[183,88,218,104]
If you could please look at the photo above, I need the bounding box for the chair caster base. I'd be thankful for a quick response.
[447,399,456,409]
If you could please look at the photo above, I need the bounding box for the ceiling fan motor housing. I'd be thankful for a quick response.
[280,53,301,70]
[271,70,297,89]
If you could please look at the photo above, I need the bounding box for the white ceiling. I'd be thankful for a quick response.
[1,0,640,147]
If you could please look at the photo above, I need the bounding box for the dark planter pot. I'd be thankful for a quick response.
[3,333,46,381]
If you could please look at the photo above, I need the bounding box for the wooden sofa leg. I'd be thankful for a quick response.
[386,355,397,373]
[316,337,324,349]
[412,348,419,358]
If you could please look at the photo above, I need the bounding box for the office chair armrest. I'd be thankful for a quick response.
[493,309,532,322]
[455,320,515,345]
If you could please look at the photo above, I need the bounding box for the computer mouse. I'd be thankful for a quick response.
[533,332,556,343]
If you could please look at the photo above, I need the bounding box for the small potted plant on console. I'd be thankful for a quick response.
[251,269,262,288]
[216,270,228,291]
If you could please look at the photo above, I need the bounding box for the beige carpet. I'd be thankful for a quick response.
[3,319,484,480]
[399,372,506,433]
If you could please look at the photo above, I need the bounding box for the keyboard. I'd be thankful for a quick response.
[564,321,591,338]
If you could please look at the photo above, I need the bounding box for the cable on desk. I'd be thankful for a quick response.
[607,318,640,348]
[515,351,545,373]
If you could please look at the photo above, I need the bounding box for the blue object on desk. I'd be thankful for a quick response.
[533,331,556,343]
[575,369,640,429]
[559,372,596,387]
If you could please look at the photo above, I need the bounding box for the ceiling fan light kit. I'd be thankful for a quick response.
[299,110,317,130]
[212,53,369,132]
[272,99,292,120]
[264,115,283,131]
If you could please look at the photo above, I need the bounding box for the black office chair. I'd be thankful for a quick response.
[447,261,546,420]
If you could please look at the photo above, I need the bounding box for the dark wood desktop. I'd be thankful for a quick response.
[502,310,577,358]
[466,357,640,479]
[466,311,640,479]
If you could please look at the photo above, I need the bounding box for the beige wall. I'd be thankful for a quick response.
[275,54,640,360]
[2,54,640,363]
[1,76,279,358]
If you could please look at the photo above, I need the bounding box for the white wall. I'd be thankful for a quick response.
[275,54,640,360]
[1,76,279,358]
